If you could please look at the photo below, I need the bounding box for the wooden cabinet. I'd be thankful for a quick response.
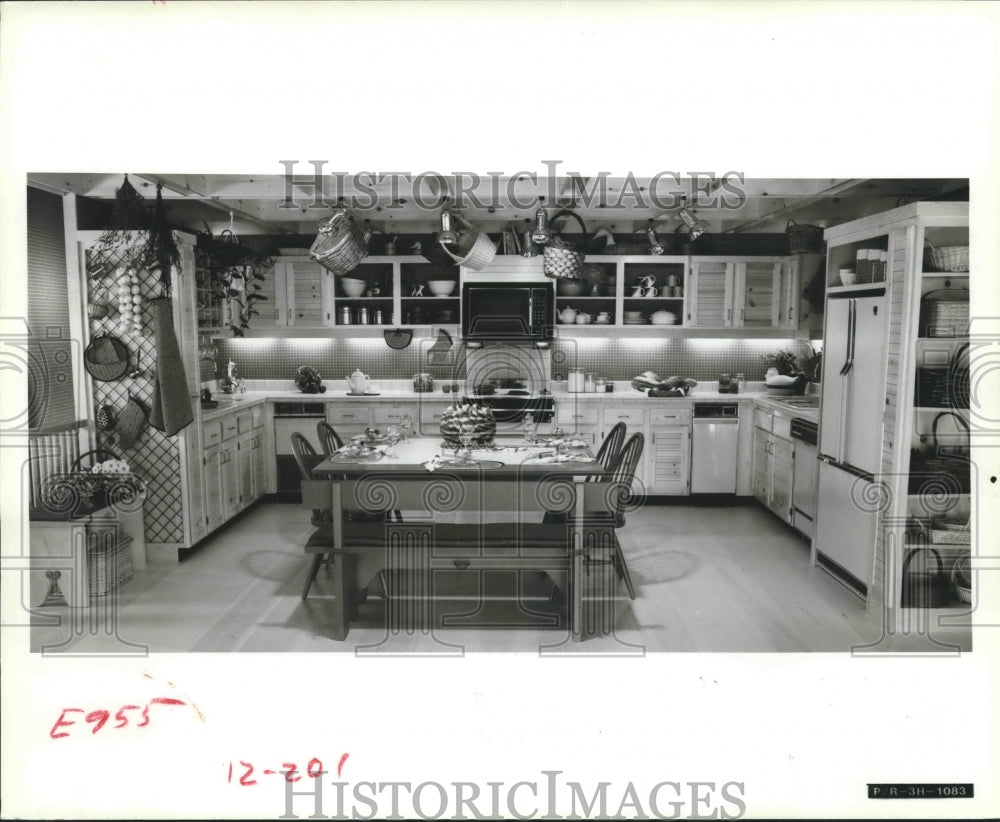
[600,406,649,491]
[687,259,734,326]
[687,257,790,328]
[270,258,334,327]
[556,402,599,446]
[649,425,691,495]
[751,414,795,524]
[828,203,972,615]
[647,406,692,495]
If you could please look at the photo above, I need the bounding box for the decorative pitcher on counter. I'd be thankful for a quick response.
[347,369,370,394]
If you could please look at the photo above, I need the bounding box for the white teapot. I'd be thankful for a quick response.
[558,307,578,324]
[347,369,370,394]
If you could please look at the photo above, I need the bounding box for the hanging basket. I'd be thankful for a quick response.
[438,213,497,271]
[786,220,825,254]
[543,210,589,279]
[84,335,130,382]
[309,209,371,276]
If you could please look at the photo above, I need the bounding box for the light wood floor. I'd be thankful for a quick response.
[29,499,972,655]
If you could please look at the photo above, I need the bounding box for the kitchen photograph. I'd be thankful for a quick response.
[17,172,978,655]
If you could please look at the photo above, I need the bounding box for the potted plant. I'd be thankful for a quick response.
[195,229,272,337]
[763,349,802,376]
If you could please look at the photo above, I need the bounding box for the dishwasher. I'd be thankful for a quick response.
[273,401,326,502]
[790,417,819,538]
[690,403,740,493]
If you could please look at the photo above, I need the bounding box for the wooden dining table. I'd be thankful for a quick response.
[309,436,615,641]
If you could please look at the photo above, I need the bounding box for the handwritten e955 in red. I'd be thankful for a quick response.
[50,697,186,738]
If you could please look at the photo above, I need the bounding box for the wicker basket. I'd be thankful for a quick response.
[309,210,370,276]
[929,516,970,545]
[84,335,130,382]
[544,240,586,279]
[921,288,969,337]
[900,546,952,607]
[924,241,969,273]
[951,555,972,603]
[438,213,497,270]
[786,220,825,254]
[87,534,134,597]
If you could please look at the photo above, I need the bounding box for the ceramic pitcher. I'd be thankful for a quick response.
[347,369,370,394]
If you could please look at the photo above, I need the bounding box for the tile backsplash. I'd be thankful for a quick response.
[213,336,814,386]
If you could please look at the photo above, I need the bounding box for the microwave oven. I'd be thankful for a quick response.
[461,281,554,342]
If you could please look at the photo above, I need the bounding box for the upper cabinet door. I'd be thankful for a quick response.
[734,260,782,327]
[281,259,332,326]
[687,260,734,326]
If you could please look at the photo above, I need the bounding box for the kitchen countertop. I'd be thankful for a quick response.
[199,381,820,423]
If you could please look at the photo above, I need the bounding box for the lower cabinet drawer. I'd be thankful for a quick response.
[222,415,239,440]
[328,407,370,426]
[373,404,417,425]
[237,412,254,435]
[203,420,222,447]
[753,408,773,432]
[419,405,449,426]
[556,405,599,426]
[648,407,692,425]
[772,416,792,439]
[602,407,645,427]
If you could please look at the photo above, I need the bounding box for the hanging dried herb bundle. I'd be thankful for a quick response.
[88,174,151,277]
[195,228,271,337]
[145,182,181,297]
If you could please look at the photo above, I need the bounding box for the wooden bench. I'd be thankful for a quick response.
[301,474,622,641]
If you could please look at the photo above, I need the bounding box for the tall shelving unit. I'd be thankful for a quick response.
[825,203,971,619]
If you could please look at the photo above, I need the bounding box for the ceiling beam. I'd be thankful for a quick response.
[721,179,872,232]
[131,174,294,234]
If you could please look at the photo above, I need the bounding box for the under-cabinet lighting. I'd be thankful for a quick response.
[619,337,669,350]
[225,338,279,350]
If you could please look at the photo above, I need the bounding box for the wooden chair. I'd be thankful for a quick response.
[291,432,337,598]
[316,421,343,456]
[593,432,644,598]
[301,475,618,641]
[590,421,626,480]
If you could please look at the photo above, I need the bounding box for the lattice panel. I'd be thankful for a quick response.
[86,238,185,545]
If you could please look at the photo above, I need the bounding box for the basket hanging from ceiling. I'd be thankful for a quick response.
[309,209,371,275]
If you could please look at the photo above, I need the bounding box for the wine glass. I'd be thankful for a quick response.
[521,412,537,444]
[449,422,479,466]
[400,414,412,441]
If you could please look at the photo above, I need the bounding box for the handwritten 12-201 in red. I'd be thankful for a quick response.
[227,754,350,786]
[49,697,187,738]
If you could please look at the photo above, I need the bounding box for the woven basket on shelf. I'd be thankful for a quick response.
[951,555,972,603]
[924,241,969,272]
[786,220,825,254]
[438,213,497,270]
[929,516,970,545]
[921,288,969,337]
[309,209,370,276]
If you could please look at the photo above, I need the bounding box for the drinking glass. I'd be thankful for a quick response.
[521,413,537,443]
[400,414,412,441]
[448,424,479,466]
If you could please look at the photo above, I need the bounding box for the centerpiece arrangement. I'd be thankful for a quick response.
[439,402,496,450]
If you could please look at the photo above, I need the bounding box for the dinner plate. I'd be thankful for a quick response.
[330,451,385,463]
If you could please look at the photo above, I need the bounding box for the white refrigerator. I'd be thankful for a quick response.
[814,293,888,590]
